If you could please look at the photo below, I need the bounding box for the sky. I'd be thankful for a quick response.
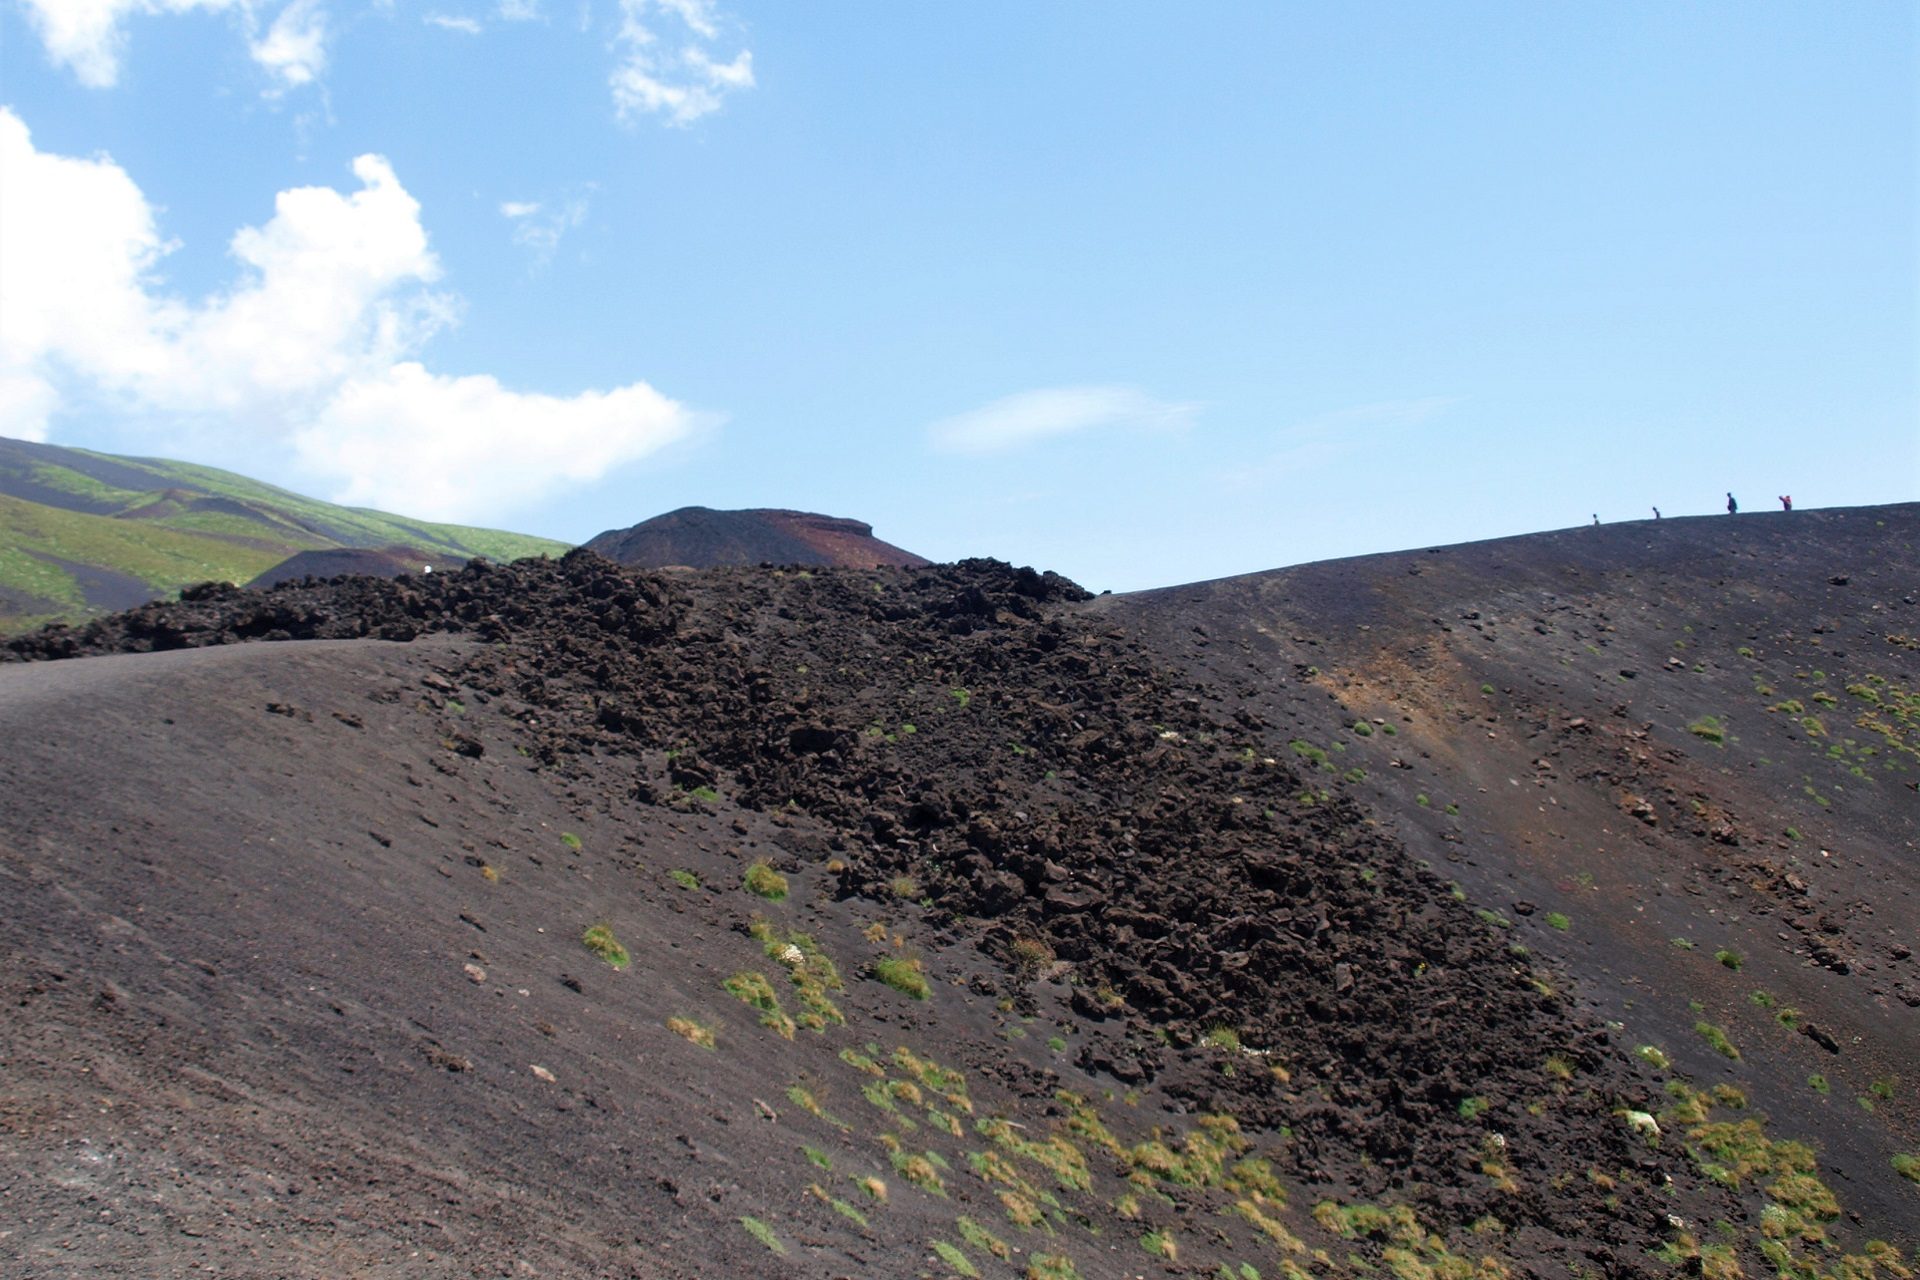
[0,2,1913,592]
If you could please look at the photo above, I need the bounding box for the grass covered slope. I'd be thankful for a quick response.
[0,437,570,631]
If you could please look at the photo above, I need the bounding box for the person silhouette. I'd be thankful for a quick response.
[1779,495,1793,511]
[1592,514,1600,526]
[1727,493,1738,515]
[1652,507,1661,520]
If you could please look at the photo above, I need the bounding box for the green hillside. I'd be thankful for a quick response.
[0,438,572,633]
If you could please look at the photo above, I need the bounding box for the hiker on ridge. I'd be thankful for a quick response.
[1652,507,1661,520]
[1780,495,1793,511]
[1727,493,1738,515]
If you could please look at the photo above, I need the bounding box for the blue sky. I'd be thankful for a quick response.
[1,2,1912,590]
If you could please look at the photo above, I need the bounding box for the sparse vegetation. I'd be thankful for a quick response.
[1715,948,1742,970]
[669,868,701,890]
[1695,1021,1741,1060]
[873,954,931,1000]
[667,1016,715,1049]
[1689,716,1727,745]
[743,860,789,900]
[559,831,582,850]
[739,1215,786,1255]
[581,924,630,969]
[1545,911,1570,931]
[931,1240,980,1276]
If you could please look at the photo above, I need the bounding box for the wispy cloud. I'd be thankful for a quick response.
[927,385,1198,456]
[611,0,754,126]
[497,0,540,18]
[16,0,330,94]
[1226,397,1456,489]
[500,191,593,264]
[0,109,698,518]
[425,12,484,34]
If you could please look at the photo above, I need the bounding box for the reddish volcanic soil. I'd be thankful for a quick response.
[1,509,1914,1278]
[584,507,930,570]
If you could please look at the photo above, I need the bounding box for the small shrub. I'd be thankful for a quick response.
[689,785,721,804]
[1808,1074,1830,1095]
[1715,948,1742,971]
[958,1216,1011,1260]
[1027,1255,1081,1280]
[1008,936,1054,977]
[889,874,921,900]
[667,1016,715,1049]
[582,924,630,969]
[1637,1045,1671,1071]
[1352,721,1374,737]
[744,861,789,900]
[1893,1154,1920,1183]
[1481,684,1495,695]
[669,868,700,890]
[931,1240,979,1277]
[1141,1229,1177,1260]
[1695,1021,1741,1060]
[873,955,931,1000]
[559,831,581,850]
[1545,911,1570,931]
[740,1216,786,1255]
[950,688,972,708]
[1689,716,1727,746]
[1458,1096,1490,1120]
[1202,1025,1242,1053]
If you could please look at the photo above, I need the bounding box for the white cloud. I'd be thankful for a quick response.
[295,363,695,517]
[0,109,700,518]
[927,386,1198,456]
[611,0,753,125]
[249,0,327,89]
[16,0,329,93]
[496,0,540,19]
[500,192,591,263]
[14,0,238,88]
[425,12,483,33]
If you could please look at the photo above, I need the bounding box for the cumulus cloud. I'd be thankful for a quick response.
[16,0,329,93]
[611,0,753,125]
[249,0,327,89]
[0,109,698,519]
[927,386,1198,456]
[296,363,693,517]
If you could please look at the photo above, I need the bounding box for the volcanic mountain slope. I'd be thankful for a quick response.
[0,437,568,633]
[0,533,1913,1278]
[1097,503,1920,1240]
[585,506,930,570]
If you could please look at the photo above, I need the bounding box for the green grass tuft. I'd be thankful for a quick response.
[581,924,629,969]
[740,1216,786,1255]
[873,955,931,1000]
[743,860,789,900]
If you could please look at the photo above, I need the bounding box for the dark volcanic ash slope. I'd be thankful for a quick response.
[585,506,931,569]
[1099,503,1920,1246]
[3,546,1911,1278]
[246,545,467,589]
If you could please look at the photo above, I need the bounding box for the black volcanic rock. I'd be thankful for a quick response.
[584,506,928,569]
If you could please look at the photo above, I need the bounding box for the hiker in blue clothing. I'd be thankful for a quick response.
[1726,492,1738,515]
